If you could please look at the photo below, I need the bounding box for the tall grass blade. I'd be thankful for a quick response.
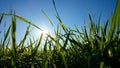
[32,33,43,56]
[42,10,54,26]
[52,0,68,33]
[52,0,60,18]
[11,14,16,68]
[84,23,89,41]
[60,52,68,68]
[18,24,30,47]
[107,0,120,43]
[56,16,68,33]
[103,20,108,36]
[44,36,48,52]
[97,16,101,35]
[2,25,11,46]
[89,14,96,34]
[43,36,49,68]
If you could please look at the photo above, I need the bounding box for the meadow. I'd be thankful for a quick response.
[0,0,120,68]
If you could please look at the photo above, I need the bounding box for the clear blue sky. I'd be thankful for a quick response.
[0,0,117,43]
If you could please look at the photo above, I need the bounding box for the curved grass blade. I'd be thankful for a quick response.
[3,13,44,31]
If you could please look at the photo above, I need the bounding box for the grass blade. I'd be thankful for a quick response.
[107,0,120,43]
[42,10,54,26]
[52,0,68,33]
[18,24,30,47]
[52,0,60,18]
[32,33,43,56]
[0,13,4,24]
[2,25,11,46]
[89,13,96,34]
[3,13,44,31]
[60,52,68,68]
[11,14,16,68]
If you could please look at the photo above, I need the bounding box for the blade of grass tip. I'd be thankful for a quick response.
[0,13,4,24]
[11,14,16,68]
[97,15,101,35]
[54,24,60,44]
[32,33,43,56]
[2,25,11,46]
[56,16,68,33]
[2,25,11,55]
[6,37,10,47]
[103,20,109,36]
[31,34,43,66]
[89,13,96,34]
[113,0,120,23]
[41,10,54,26]
[107,0,120,43]
[18,24,30,48]
[83,22,89,42]
[52,0,60,18]
[44,36,48,52]
[55,24,60,38]
[52,0,68,33]
[114,0,120,36]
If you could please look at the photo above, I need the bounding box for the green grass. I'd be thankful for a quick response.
[0,0,120,68]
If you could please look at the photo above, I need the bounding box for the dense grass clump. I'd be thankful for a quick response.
[0,0,120,68]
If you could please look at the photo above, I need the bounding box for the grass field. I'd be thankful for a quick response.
[0,0,120,68]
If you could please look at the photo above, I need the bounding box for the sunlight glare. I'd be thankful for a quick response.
[40,29,49,35]
[35,27,50,38]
